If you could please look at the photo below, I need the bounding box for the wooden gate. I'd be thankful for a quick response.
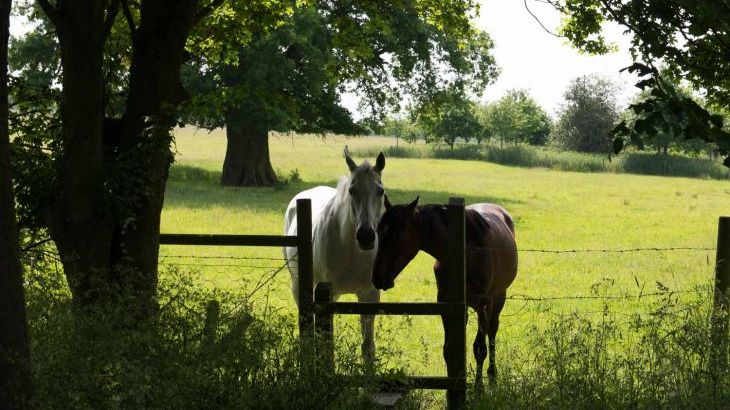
[310,197,468,409]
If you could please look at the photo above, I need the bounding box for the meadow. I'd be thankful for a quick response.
[159,128,730,407]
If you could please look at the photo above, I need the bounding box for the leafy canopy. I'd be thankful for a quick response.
[182,0,499,133]
[552,74,619,154]
[478,89,551,146]
[551,0,730,166]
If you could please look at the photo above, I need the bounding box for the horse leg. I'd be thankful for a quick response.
[473,304,490,388]
[356,287,380,366]
[487,293,507,380]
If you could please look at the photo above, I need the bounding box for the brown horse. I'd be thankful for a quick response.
[371,196,518,382]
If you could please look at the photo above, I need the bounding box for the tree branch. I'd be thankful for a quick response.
[36,0,63,28]
[121,0,137,34]
[103,0,121,40]
[524,0,562,38]
[193,0,225,26]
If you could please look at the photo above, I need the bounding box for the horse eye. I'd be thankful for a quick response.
[377,187,384,196]
[348,186,356,196]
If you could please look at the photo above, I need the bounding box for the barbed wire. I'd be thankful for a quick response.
[505,288,707,302]
[21,243,716,304]
[159,262,295,269]
[24,245,716,259]
[469,246,716,254]
[159,254,289,262]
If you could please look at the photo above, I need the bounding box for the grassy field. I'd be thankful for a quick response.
[162,127,729,398]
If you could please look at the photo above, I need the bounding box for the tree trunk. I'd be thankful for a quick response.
[221,113,277,186]
[41,1,116,307]
[0,0,32,406]
[38,0,202,318]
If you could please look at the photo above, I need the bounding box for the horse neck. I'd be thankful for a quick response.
[418,205,449,262]
[323,180,356,239]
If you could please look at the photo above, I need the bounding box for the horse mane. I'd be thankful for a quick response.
[332,161,373,208]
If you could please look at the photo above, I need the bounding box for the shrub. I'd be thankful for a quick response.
[24,265,426,409]
[470,291,730,409]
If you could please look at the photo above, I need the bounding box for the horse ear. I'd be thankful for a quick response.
[344,146,357,172]
[374,152,385,173]
[384,194,392,210]
[407,195,419,211]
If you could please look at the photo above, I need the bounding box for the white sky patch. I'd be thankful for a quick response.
[477,0,639,117]
[341,0,642,120]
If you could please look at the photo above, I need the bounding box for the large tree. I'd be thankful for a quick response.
[412,85,483,149]
[478,89,552,148]
[551,74,619,154]
[0,0,32,407]
[549,0,730,165]
[183,5,361,186]
[7,0,289,316]
[184,0,498,186]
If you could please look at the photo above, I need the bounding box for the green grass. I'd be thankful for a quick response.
[350,138,730,180]
[163,128,730,406]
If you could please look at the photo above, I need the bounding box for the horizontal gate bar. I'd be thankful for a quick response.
[317,302,465,316]
[337,375,465,391]
[160,233,298,247]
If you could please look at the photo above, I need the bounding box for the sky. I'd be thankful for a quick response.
[474,0,639,116]
[339,0,641,119]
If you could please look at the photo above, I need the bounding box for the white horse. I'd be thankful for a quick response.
[284,148,386,361]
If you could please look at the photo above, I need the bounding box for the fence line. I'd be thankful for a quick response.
[469,246,716,253]
[159,254,290,261]
[26,245,717,258]
[21,242,717,303]
[505,288,707,302]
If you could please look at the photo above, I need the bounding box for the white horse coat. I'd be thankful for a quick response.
[284,150,385,360]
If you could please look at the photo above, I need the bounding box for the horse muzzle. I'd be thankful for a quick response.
[356,227,376,250]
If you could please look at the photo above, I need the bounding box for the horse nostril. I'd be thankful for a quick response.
[356,228,375,247]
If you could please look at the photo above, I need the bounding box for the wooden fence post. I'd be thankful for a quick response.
[712,216,730,364]
[315,282,335,374]
[203,300,220,347]
[297,199,314,338]
[446,197,467,409]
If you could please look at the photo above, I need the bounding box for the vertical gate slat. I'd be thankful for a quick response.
[297,199,314,337]
[446,197,467,409]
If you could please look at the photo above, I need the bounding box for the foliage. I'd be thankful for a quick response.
[350,138,730,179]
[7,6,60,231]
[619,73,717,156]
[610,64,730,165]
[182,6,361,135]
[470,292,729,409]
[477,89,552,147]
[552,0,730,167]
[380,116,424,144]
[183,0,499,133]
[24,263,432,409]
[551,74,619,153]
[411,85,483,148]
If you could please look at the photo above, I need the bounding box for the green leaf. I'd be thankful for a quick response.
[612,137,624,154]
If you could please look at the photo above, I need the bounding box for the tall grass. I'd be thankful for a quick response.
[25,261,729,409]
[25,263,430,409]
[351,141,730,179]
[471,292,729,409]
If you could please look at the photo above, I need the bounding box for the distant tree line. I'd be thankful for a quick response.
[380,73,723,159]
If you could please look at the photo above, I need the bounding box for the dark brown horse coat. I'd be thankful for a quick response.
[372,199,517,382]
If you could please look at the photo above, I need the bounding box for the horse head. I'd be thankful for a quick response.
[344,147,385,251]
[372,195,420,290]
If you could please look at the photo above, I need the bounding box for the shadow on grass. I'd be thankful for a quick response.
[166,164,524,215]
